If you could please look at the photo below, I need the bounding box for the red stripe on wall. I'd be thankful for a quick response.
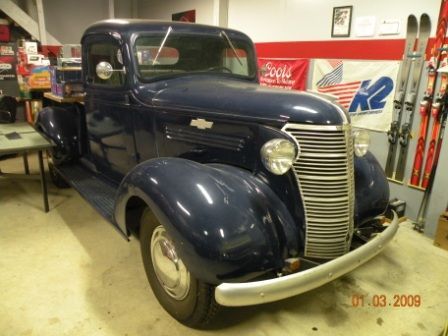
[255,38,435,60]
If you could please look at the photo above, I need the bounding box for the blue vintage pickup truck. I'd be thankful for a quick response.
[37,19,398,328]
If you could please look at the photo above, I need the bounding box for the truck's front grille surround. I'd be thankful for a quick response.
[282,123,355,259]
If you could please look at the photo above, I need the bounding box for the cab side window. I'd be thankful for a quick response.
[87,42,125,86]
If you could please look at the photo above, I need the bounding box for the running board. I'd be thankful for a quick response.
[56,163,127,238]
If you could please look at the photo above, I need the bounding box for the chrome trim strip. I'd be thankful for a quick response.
[283,123,345,131]
[215,213,399,307]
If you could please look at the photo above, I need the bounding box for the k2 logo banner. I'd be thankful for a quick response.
[312,60,400,132]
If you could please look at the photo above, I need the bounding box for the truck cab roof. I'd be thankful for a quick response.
[82,19,252,42]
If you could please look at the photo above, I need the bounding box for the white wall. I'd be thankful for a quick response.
[42,0,133,44]
[13,0,442,45]
[136,0,215,24]
[228,0,440,42]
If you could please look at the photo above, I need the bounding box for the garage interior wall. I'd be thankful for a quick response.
[7,0,447,237]
[228,0,439,41]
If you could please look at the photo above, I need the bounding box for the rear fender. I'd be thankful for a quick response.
[36,106,81,163]
[114,158,300,284]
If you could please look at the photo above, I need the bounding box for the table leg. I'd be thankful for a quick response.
[38,150,49,212]
[23,153,30,175]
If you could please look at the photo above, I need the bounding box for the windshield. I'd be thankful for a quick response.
[133,29,257,81]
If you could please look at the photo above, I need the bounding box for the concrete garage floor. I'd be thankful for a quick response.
[1,154,448,336]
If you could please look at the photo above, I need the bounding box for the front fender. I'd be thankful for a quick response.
[114,158,300,284]
[354,151,389,225]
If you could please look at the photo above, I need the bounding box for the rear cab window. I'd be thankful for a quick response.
[133,28,256,81]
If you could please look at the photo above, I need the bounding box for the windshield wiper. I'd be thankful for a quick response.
[220,30,243,66]
[153,26,172,65]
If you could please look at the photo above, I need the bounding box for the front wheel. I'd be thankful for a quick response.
[139,209,219,328]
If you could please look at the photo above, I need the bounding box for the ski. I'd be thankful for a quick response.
[421,51,448,188]
[410,0,448,186]
[385,15,418,178]
[395,13,431,182]
[414,90,448,231]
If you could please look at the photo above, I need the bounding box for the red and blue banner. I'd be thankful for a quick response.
[312,59,400,131]
[258,58,309,91]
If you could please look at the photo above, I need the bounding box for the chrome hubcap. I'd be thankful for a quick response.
[150,225,190,300]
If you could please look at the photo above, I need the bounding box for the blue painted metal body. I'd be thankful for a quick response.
[115,158,300,284]
[36,105,83,162]
[37,20,390,284]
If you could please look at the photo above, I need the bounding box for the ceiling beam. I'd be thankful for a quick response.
[35,0,47,45]
[0,0,61,45]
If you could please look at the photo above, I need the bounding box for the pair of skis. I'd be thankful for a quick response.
[414,96,448,231]
[385,14,431,181]
[410,0,448,188]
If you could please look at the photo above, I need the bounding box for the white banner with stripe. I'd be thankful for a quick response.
[311,59,400,132]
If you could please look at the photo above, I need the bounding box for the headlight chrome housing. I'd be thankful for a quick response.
[353,129,370,157]
[260,139,298,175]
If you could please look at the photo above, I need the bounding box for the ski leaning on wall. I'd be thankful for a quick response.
[414,93,448,231]
[385,15,418,179]
[410,0,448,187]
[394,14,431,182]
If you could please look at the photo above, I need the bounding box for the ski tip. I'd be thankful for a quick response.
[420,13,430,22]
[437,64,448,73]
[407,14,418,27]
[420,13,431,30]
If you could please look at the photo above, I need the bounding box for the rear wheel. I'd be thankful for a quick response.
[139,208,219,328]
[47,150,70,188]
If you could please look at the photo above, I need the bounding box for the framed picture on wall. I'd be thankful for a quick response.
[331,6,353,37]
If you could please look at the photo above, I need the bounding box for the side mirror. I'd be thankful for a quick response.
[96,61,126,80]
[96,61,113,80]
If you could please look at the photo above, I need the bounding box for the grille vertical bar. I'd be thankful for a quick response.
[282,123,355,259]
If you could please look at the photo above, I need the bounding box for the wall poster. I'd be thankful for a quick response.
[258,58,309,91]
[312,59,400,131]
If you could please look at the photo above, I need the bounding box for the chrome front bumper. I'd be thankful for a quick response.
[215,212,399,307]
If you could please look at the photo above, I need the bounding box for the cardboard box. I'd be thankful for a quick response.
[24,41,38,54]
[26,53,50,66]
[0,24,10,42]
[50,66,83,97]
[51,81,83,97]
[50,66,82,83]
[434,213,448,251]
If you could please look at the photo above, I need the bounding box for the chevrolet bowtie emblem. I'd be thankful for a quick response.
[190,118,213,130]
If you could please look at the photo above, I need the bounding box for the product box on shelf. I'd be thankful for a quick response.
[24,41,38,54]
[50,66,83,97]
[0,19,10,42]
[26,54,50,66]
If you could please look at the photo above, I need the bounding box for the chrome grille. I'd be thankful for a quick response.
[282,123,355,259]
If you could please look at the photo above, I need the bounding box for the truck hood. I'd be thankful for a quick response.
[137,76,348,125]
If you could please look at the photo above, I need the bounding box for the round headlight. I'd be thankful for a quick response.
[261,139,297,175]
[353,129,370,157]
